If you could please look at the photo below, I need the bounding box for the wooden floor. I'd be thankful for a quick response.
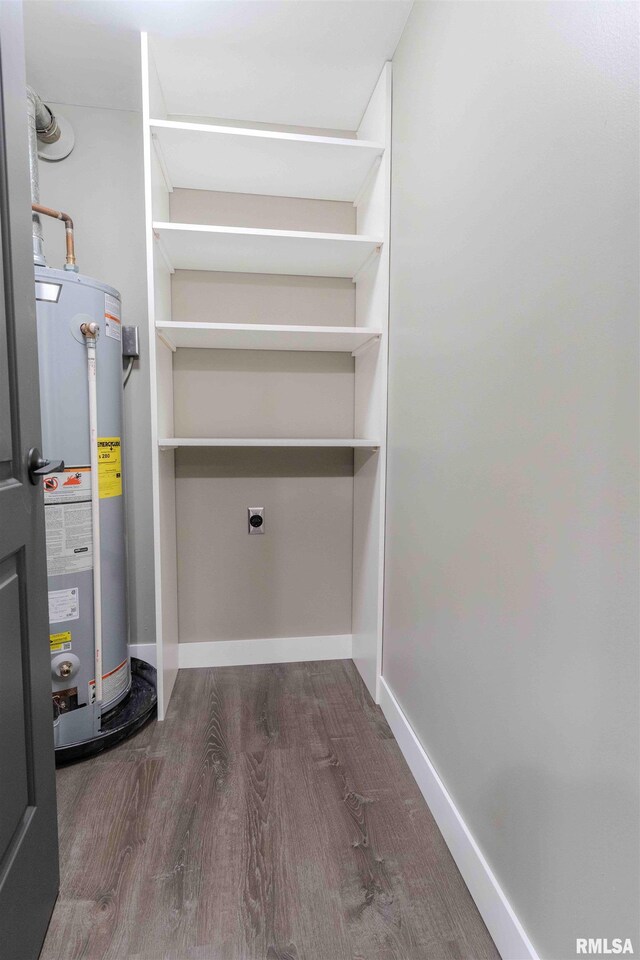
[41,661,500,960]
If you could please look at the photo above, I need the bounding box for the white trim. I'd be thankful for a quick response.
[128,643,157,670]
[178,634,352,669]
[378,678,540,960]
[351,62,392,702]
[141,32,166,719]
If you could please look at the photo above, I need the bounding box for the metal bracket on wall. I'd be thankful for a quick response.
[122,326,140,359]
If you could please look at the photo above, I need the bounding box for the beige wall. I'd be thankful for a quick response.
[175,447,353,641]
[36,101,155,650]
[385,3,639,958]
[173,349,354,439]
[172,271,354,327]
[170,188,356,233]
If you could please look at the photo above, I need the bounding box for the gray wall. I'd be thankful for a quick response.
[385,4,639,959]
[36,102,155,649]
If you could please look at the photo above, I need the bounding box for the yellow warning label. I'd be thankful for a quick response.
[97,437,122,499]
[50,631,72,652]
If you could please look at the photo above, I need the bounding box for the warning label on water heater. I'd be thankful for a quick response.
[88,657,130,705]
[45,502,93,577]
[97,438,122,499]
[104,293,121,342]
[43,466,91,505]
[50,631,72,653]
[43,467,93,577]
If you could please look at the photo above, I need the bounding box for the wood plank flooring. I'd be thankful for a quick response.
[40,661,500,960]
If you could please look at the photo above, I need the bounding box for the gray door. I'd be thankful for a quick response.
[0,2,60,957]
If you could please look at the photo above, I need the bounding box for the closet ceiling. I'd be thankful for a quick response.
[23,0,412,128]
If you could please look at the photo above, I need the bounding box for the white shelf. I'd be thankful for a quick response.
[158,438,380,450]
[150,119,384,202]
[156,321,381,354]
[152,222,381,279]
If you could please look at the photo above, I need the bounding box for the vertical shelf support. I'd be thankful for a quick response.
[352,61,392,703]
[141,32,180,719]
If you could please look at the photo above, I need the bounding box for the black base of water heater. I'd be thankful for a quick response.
[55,658,157,766]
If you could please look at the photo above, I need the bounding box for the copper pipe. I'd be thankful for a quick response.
[31,203,77,270]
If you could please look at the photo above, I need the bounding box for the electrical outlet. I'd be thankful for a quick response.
[248,507,264,534]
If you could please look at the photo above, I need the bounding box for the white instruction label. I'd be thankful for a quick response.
[45,502,93,577]
[104,293,121,342]
[48,587,80,624]
[44,466,93,577]
[89,658,130,705]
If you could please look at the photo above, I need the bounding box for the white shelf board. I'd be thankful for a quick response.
[159,438,380,450]
[156,321,381,354]
[150,119,384,202]
[152,222,381,279]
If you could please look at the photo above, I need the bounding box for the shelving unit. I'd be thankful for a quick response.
[142,32,391,719]
[158,438,381,450]
[156,322,381,354]
[150,118,384,201]
[152,222,381,278]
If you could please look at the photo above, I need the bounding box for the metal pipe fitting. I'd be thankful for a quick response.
[27,87,74,268]
[32,203,78,271]
[27,87,45,266]
[27,85,60,143]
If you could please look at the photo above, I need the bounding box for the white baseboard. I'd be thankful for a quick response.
[128,642,157,669]
[178,634,352,669]
[378,677,539,960]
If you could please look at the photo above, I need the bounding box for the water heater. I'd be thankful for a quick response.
[28,87,155,761]
[36,267,131,749]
